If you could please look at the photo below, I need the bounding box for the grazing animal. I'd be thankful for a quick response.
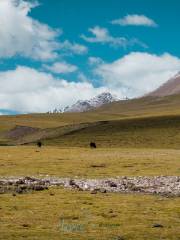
[37,141,42,148]
[90,142,96,148]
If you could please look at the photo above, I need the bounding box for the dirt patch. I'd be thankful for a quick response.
[6,125,40,139]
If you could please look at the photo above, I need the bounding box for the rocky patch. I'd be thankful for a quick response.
[0,176,180,196]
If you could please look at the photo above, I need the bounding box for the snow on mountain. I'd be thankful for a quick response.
[49,92,118,113]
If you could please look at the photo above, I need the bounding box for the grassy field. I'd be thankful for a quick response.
[0,147,180,240]
[0,146,180,177]
[1,187,180,240]
[1,95,180,239]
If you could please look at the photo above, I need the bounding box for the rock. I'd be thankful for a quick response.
[107,181,117,187]
[69,179,80,189]
[90,164,106,168]
[19,185,28,190]
[69,179,75,186]
[116,236,125,240]
[16,187,23,194]
[16,179,25,184]
[99,188,107,193]
[24,176,37,182]
[91,189,98,194]
[32,185,48,191]
[152,223,164,228]
[22,224,30,228]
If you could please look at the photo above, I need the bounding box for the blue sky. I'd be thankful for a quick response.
[0,0,180,114]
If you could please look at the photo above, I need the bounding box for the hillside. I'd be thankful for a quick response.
[2,93,180,148]
[148,72,180,97]
[1,94,180,131]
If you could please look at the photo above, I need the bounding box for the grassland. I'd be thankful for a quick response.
[1,186,180,240]
[0,146,180,177]
[1,95,180,239]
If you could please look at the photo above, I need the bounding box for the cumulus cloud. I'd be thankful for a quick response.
[94,52,180,98]
[1,53,180,113]
[0,0,87,60]
[111,14,157,27]
[0,66,107,113]
[81,26,147,48]
[43,62,78,74]
[0,0,60,60]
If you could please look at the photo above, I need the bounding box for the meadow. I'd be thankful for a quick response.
[0,146,180,177]
[1,187,180,240]
[0,146,180,240]
[1,95,180,239]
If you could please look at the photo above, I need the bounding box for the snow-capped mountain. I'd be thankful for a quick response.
[64,92,118,112]
[49,92,118,113]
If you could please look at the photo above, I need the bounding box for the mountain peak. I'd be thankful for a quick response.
[49,92,118,113]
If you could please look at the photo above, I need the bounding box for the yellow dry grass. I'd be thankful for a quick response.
[0,146,180,177]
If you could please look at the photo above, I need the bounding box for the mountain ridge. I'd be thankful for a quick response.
[49,92,118,113]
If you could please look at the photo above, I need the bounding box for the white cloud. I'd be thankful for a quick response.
[1,53,180,113]
[43,62,78,74]
[81,26,127,47]
[0,66,107,113]
[0,0,87,60]
[111,14,157,27]
[88,57,104,66]
[81,26,147,48]
[0,0,60,60]
[94,52,180,98]
[59,40,88,55]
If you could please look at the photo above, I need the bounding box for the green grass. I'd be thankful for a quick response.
[1,188,180,240]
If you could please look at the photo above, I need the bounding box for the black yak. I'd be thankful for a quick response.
[37,141,42,148]
[90,142,96,148]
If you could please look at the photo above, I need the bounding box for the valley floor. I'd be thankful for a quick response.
[0,146,180,240]
[0,146,180,177]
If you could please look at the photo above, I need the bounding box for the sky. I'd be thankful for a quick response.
[0,0,180,114]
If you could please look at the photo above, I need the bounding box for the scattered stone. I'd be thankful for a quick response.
[24,176,37,182]
[116,236,125,240]
[0,176,180,196]
[106,181,117,187]
[22,224,30,228]
[90,164,106,168]
[16,187,23,194]
[99,188,107,193]
[32,185,48,191]
[16,179,25,185]
[91,189,98,194]
[69,179,75,186]
[152,223,164,228]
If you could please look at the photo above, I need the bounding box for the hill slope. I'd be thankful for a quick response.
[148,72,180,97]
[2,93,180,148]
